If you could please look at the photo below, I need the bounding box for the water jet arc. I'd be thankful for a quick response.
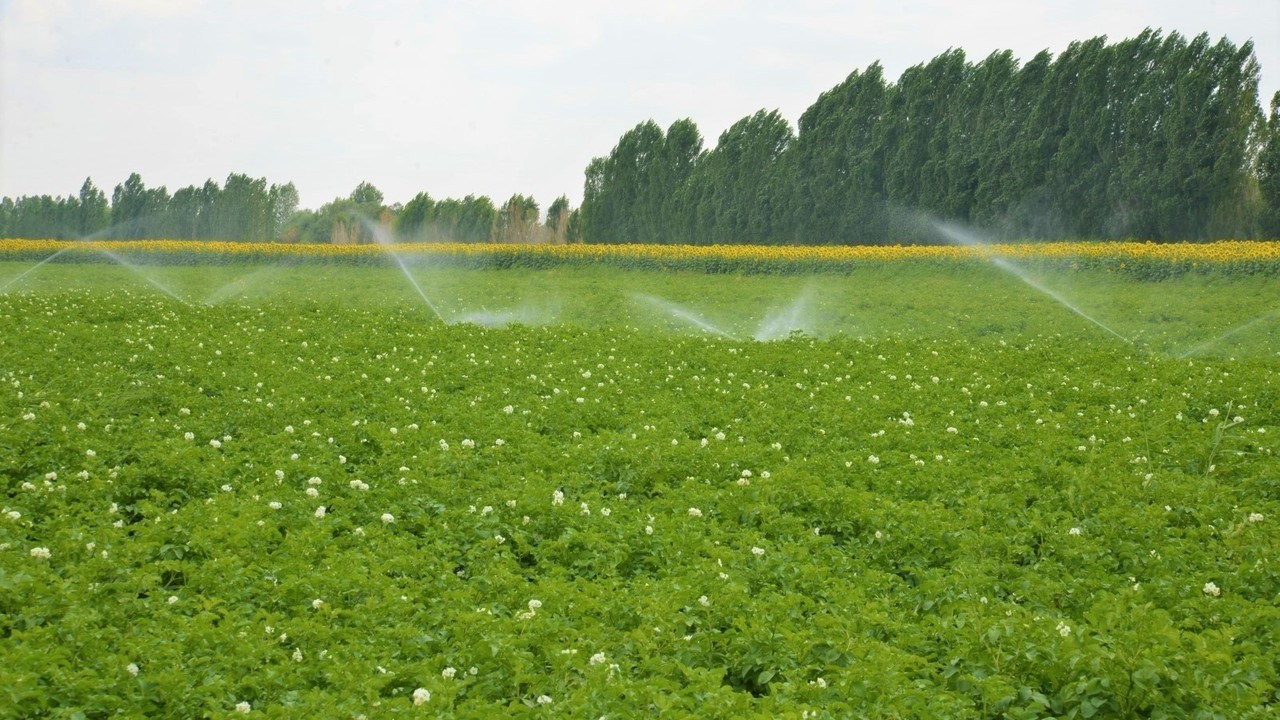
[1177,308,1279,358]
[633,293,738,339]
[355,214,445,323]
[95,247,191,305]
[932,221,1130,344]
[0,246,74,292]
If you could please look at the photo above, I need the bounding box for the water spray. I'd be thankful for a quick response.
[1177,308,1279,359]
[932,221,1131,344]
[0,246,74,292]
[633,292,738,339]
[354,213,446,323]
[95,247,192,305]
[753,285,817,341]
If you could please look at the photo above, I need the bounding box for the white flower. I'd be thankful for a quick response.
[221,484,234,493]
[381,513,395,524]
[85,449,96,457]
[4,509,19,520]
[874,530,883,540]
[274,470,285,480]
[503,405,514,414]
[528,599,542,611]
[1248,512,1264,523]
[1203,581,1221,597]
[126,662,139,676]
[687,507,703,518]
[285,425,294,434]
[698,595,710,607]
[268,501,282,510]
[552,490,564,506]
[442,666,457,679]
[308,476,322,486]
[867,455,879,465]
[1056,622,1070,637]
[1068,527,1082,536]
[412,688,430,705]
[751,546,765,557]
[815,677,827,688]
[29,546,51,559]
[167,595,178,604]
[209,439,222,449]
[494,438,505,446]
[536,695,553,705]
[644,525,653,535]
[234,701,251,713]
[312,598,324,609]
[461,438,475,449]
[314,506,326,518]
[292,647,303,662]
[589,652,606,665]
[305,487,319,498]
[179,407,191,415]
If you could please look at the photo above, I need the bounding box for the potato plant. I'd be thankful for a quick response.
[1,264,1278,718]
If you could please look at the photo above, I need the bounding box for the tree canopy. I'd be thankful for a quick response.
[579,30,1275,243]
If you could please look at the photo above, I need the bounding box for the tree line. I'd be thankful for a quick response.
[582,30,1280,243]
[0,174,301,242]
[0,174,577,245]
[5,30,1279,245]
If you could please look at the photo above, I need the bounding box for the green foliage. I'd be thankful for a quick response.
[580,30,1271,244]
[545,196,571,244]
[498,194,540,244]
[1258,92,1280,237]
[0,262,1277,716]
[582,120,704,244]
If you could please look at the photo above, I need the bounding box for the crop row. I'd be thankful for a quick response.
[3,238,1280,278]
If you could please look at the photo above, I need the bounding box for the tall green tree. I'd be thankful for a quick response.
[77,178,109,237]
[545,195,571,243]
[1257,92,1280,236]
[497,194,540,243]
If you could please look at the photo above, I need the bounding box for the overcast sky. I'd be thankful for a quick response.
[2,0,1277,210]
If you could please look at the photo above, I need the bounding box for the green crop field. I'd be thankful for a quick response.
[2,261,1278,718]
